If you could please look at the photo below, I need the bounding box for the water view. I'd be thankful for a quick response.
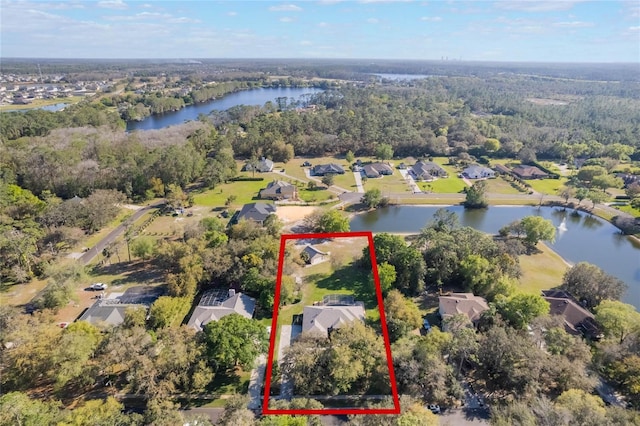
[126,87,323,131]
[350,205,640,309]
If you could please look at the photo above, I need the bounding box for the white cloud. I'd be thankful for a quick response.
[629,26,640,31]
[227,11,237,16]
[97,0,128,10]
[300,40,312,45]
[268,4,303,12]
[553,21,594,28]
[317,22,329,27]
[367,18,379,24]
[167,17,201,24]
[420,16,442,22]
[494,1,584,13]
[279,17,294,22]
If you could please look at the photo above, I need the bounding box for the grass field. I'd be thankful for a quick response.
[284,156,356,190]
[527,177,569,195]
[363,173,411,194]
[419,177,467,193]
[483,178,524,195]
[191,176,282,209]
[614,204,640,218]
[517,242,569,295]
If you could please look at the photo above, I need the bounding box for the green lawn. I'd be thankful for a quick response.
[419,177,467,194]
[192,176,282,209]
[484,178,524,195]
[363,173,411,194]
[614,204,640,218]
[298,187,335,203]
[489,158,521,167]
[527,177,569,195]
[284,157,356,191]
[517,242,569,295]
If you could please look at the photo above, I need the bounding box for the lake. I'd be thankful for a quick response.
[126,87,323,131]
[350,205,640,309]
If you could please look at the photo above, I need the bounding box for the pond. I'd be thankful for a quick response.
[350,205,640,309]
[126,87,323,131]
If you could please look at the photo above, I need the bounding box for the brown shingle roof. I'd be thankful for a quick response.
[439,293,489,324]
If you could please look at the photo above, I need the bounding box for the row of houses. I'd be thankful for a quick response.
[438,290,602,340]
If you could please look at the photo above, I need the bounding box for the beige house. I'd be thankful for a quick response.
[259,180,298,200]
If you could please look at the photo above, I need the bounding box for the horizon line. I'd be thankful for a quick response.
[1,57,638,65]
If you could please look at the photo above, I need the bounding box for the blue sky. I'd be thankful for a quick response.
[1,1,638,62]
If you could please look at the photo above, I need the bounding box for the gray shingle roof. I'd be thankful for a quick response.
[302,304,365,336]
[77,300,147,327]
[312,163,345,175]
[187,292,256,330]
[237,202,277,223]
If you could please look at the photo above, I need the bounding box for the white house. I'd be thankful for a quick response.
[463,165,495,179]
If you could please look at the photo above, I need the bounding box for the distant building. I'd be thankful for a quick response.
[363,162,393,178]
[187,289,256,331]
[438,293,489,330]
[242,157,274,173]
[235,202,277,226]
[259,180,298,200]
[302,295,365,337]
[462,165,495,179]
[312,163,345,176]
[511,165,549,180]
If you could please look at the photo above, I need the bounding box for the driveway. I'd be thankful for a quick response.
[439,408,490,425]
[398,169,422,193]
[77,200,165,265]
[277,324,301,400]
[247,354,266,410]
[353,170,365,193]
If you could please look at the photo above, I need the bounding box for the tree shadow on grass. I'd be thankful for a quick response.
[91,260,165,287]
[314,262,377,310]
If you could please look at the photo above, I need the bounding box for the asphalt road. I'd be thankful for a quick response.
[78,200,165,265]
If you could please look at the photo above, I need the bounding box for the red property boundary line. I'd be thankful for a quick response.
[262,231,401,416]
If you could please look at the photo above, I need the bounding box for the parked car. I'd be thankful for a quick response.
[428,404,441,414]
[90,282,107,291]
[423,318,432,332]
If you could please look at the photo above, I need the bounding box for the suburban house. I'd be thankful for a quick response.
[312,163,345,176]
[511,165,549,180]
[541,290,603,340]
[302,245,329,265]
[242,157,274,173]
[302,295,365,337]
[493,164,512,176]
[411,161,447,181]
[77,300,147,328]
[615,173,640,188]
[187,289,256,331]
[259,180,298,200]
[438,293,489,330]
[462,165,496,179]
[235,202,277,226]
[363,162,394,178]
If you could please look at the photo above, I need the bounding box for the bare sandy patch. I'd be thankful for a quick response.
[275,206,320,224]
